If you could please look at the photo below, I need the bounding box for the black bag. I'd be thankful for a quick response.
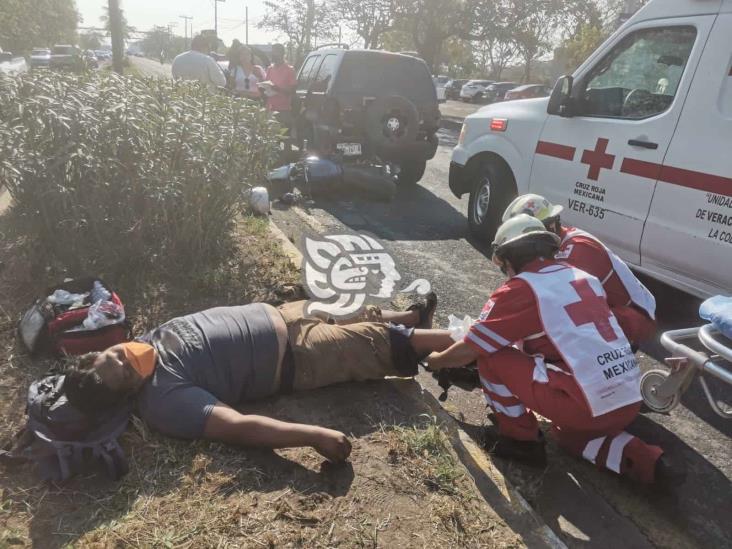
[0,374,131,482]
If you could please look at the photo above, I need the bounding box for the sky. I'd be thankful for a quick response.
[75,0,278,47]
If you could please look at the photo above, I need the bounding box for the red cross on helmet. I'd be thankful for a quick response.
[501,193,564,223]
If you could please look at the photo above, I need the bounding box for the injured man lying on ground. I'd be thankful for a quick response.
[63,293,455,463]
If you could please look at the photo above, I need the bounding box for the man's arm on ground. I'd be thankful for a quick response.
[203,404,352,462]
[426,340,479,370]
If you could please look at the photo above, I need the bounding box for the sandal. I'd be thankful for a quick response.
[406,291,438,329]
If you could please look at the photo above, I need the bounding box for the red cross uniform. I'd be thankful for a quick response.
[465,258,663,483]
[557,226,656,346]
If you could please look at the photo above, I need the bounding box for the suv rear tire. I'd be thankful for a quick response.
[467,160,515,243]
[397,159,427,186]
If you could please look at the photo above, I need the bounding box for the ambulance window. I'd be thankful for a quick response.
[580,26,696,119]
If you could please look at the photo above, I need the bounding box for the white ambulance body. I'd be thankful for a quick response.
[449,0,732,298]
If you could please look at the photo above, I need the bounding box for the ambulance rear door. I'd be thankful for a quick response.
[640,12,732,297]
[529,17,712,264]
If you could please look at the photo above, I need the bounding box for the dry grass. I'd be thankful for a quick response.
[0,214,521,548]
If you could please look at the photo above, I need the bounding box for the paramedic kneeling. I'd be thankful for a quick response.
[426,215,682,485]
[502,194,656,348]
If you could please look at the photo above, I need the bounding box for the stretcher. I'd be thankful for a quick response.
[641,325,732,419]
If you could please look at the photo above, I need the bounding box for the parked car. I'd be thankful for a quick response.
[445,78,468,100]
[433,75,449,102]
[30,48,51,68]
[504,84,552,101]
[49,45,83,71]
[449,0,731,298]
[293,47,440,186]
[459,80,494,102]
[95,50,112,61]
[483,82,518,103]
[0,51,28,76]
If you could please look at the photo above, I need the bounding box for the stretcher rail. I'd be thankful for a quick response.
[647,325,732,419]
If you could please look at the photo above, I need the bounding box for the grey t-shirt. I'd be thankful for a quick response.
[136,304,279,439]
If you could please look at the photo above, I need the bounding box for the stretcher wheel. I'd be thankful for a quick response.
[640,369,680,413]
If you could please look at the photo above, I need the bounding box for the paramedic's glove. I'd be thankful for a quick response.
[423,352,444,371]
[313,427,352,463]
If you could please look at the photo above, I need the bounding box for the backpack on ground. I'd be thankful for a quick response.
[0,373,131,482]
[18,277,130,356]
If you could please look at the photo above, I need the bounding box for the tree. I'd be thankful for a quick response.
[80,31,104,51]
[0,0,79,53]
[141,26,187,60]
[559,23,605,71]
[100,3,135,41]
[394,0,468,71]
[464,0,519,79]
[330,0,397,49]
[509,0,563,82]
[258,0,335,64]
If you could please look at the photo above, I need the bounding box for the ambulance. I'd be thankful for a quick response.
[448,0,732,298]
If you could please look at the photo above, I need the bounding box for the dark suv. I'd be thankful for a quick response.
[293,48,440,185]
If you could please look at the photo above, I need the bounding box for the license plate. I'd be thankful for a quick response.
[337,143,362,156]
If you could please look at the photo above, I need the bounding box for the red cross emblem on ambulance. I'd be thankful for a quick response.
[564,279,618,342]
[581,138,615,181]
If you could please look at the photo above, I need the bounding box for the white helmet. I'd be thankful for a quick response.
[492,213,560,255]
[249,186,270,215]
[501,193,563,223]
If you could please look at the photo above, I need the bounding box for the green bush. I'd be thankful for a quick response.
[0,71,280,275]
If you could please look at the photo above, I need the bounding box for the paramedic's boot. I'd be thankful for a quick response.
[482,426,547,467]
[654,453,687,488]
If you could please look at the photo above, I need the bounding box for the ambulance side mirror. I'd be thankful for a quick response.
[547,75,574,117]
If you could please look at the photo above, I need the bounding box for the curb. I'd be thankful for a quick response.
[267,219,567,549]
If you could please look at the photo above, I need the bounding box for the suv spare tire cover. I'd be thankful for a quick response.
[365,95,419,148]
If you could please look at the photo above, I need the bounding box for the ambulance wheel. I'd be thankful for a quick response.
[467,159,514,243]
[640,369,680,414]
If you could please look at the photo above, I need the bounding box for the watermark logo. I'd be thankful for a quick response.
[302,233,431,318]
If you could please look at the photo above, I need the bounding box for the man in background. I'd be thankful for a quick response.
[171,35,226,91]
[262,44,297,126]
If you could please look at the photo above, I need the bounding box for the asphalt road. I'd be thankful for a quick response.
[128,55,173,78]
[271,127,731,548]
[440,98,482,121]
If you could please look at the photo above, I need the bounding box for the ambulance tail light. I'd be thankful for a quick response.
[490,118,508,132]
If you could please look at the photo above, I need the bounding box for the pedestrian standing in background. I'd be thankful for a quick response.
[260,44,297,127]
[228,45,265,100]
[171,35,226,91]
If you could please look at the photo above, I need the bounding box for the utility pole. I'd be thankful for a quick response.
[214,0,226,40]
[108,0,124,74]
[245,5,249,45]
[180,15,192,49]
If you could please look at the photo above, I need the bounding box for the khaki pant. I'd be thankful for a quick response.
[277,301,399,391]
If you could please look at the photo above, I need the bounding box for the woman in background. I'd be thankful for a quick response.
[228,44,265,100]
